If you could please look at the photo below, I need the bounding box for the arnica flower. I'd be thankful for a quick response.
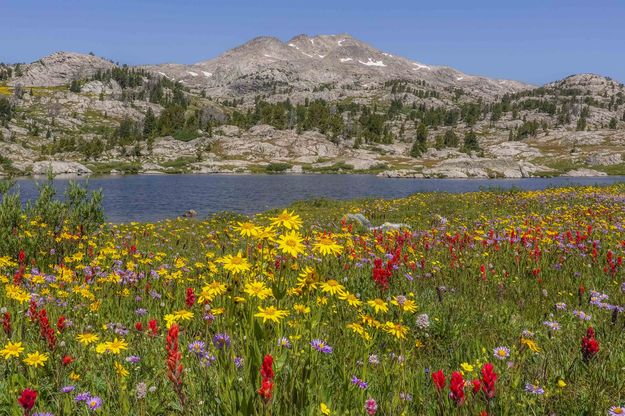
[18,388,37,412]
[525,383,545,395]
[311,339,333,354]
[609,405,625,416]
[364,398,378,415]
[493,346,510,360]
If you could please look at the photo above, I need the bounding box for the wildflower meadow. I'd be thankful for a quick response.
[1,180,625,415]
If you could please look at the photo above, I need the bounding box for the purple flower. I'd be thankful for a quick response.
[200,352,216,367]
[493,346,510,360]
[609,406,625,416]
[75,392,91,402]
[234,356,244,368]
[368,354,379,365]
[212,333,231,350]
[33,413,54,416]
[86,396,102,411]
[126,355,141,363]
[543,320,560,331]
[188,341,206,356]
[310,339,333,354]
[61,385,75,393]
[351,376,368,389]
[524,383,544,395]
[277,337,291,348]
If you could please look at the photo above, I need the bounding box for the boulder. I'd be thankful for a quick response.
[32,161,91,176]
[562,168,607,177]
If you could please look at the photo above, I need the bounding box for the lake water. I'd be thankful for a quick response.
[9,174,625,222]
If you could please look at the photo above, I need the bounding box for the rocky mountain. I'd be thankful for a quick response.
[7,52,115,87]
[142,34,530,100]
[1,34,624,179]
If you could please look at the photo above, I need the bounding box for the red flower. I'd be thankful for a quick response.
[185,287,195,307]
[258,353,275,403]
[57,315,66,332]
[62,355,74,366]
[258,378,274,401]
[471,379,481,394]
[581,326,599,361]
[148,319,158,336]
[1,312,11,336]
[18,388,37,413]
[260,354,274,380]
[18,250,25,264]
[449,371,466,405]
[135,322,143,331]
[166,324,185,408]
[431,370,446,391]
[480,363,497,401]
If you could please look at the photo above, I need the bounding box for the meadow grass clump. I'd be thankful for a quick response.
[0,183,624,414]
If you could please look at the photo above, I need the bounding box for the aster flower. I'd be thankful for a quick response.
[188,341,206,356]
[277,337,291,348]
[212,333,231,350]
[543,320,560,331]
[86,396,102,411]
[310,339,333,354]
[493,346,510,360]
[60,385,75,393]
[609,405,625,416]
[75,392,91,402]
[368,354,379,365]
[125,355,141,363]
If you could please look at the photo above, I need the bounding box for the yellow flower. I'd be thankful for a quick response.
[217,251,251,274]
[521,337,541,353]
[313,236,343,256]
[415,339,424,348]
[0,341,24,359]
[297,266,319,291]
[270,209,302,230]
[105,338,128,354]
[320,402,331,415]
[367,298,389,314]
[277,231,305,258]
[173,309,194,321]
[384,321,409,339]
[293,304,311,314]
[115,361,129,378]
[557,379,566,388]
[339,292,362,307]
[460,362,474,372]
[198,281,228,303]
[244,281,273,300]
[391,297,418,313]
[346,323,371,341]
[76,333,99,345]
[320,279,345,296]
[254,305,289,323]
[23,351,48,367]
[235,221,260,237]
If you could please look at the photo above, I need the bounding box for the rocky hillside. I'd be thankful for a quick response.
[1,34,625,179]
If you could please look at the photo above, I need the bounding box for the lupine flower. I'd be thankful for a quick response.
[351,376,368,389]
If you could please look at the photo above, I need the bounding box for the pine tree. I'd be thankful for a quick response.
[609,117,618,129]
[463,130,480,152]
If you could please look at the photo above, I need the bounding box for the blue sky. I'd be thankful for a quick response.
[1,0,623,84]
